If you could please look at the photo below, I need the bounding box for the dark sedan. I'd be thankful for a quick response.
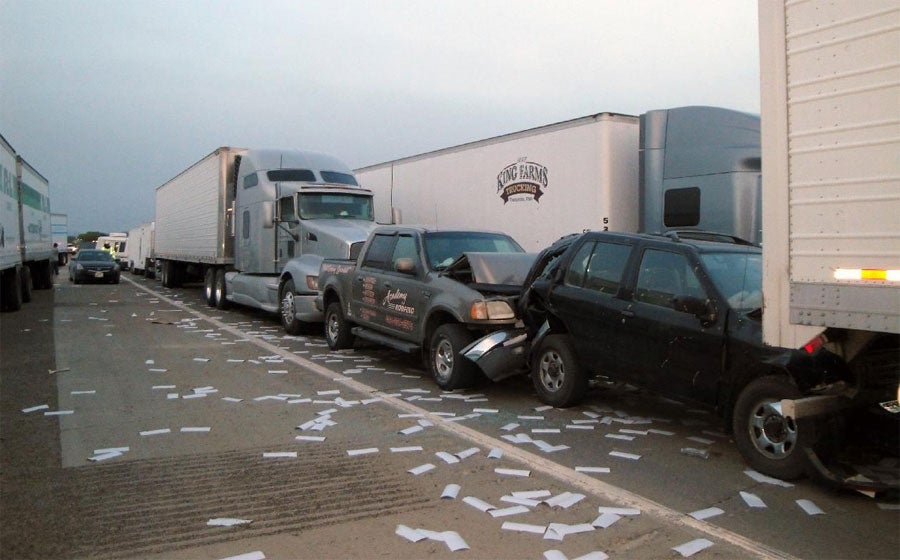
[68,250,120,284]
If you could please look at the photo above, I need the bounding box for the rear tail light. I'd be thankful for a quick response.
[803,334,827,355]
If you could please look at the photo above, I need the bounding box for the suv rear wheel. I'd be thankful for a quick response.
[429,324,476,390]
[733,375,818,480]
[531,334,588,408]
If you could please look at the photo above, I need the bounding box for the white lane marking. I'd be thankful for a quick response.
[126,276,797,560]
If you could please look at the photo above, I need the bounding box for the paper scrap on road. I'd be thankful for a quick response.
[193,358,210,363]
[44,410,74,416]
[544,550,567,560]
[597,506,640,516]
[744,469,794,487]
[512,490,551,499]
[148,368,168,373]
[796,499,825,515]
[70,390,96,395]
[575,466,610,474]
[544,523,595,541]
[463,496,495,512]
[436,451,460,464]
[22,404,49,413]
[207,518,252,527]
[48,367,72,374]
[347,448,379,457]
[489,505,530,518]
[500,423,520,431]
[218,551,265,560]
[495,468,531,477]
[689,507,724,520]
[609,451,641,460]
[222,397,243,403]
[181,427,211,433]
[441,484,460,499]
[740,491,767,508]
[152,385,176,390]
[140,429,171,436]
[501,495,540,507]
[400,425,424,435]
[395,525,427,543]
[318,389,340,396]
[390,446,423,453]
[295,435,326,442]
[488,448,503,459]
[502,522,546,534]
[408,463,435,475]
[262,452,297,458]
[672,538,714,557]
[592,512,622,528]
[455,447,479,460]
[533,428,561,434]
[545,492,585,509]
[605,434,634,441]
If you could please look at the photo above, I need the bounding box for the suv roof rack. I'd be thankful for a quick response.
[659,230,757,246]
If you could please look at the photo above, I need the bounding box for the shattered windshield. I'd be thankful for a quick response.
[298,193,374,220]
[700,251,762,312]
[423,232,524,269]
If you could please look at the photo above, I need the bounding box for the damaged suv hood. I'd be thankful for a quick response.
[442,252,538,294]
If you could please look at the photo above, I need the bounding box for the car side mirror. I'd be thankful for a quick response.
[394,258,416,275]
[673,295,717,324]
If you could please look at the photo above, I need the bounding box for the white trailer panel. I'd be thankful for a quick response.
[51,213,67,249]
[760,0,900,345]
[127,221,155,272]
[155,147,246,264]
[0,134,20,272]
[17,156,52,263]
[357,113,639,252]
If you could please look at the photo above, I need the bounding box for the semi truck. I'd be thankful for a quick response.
[51,213,68,266]
[0,133,54,312]
[355,106,762,251]
[154,147,377,332]
[126,221,155,277]
[759,0,899,487]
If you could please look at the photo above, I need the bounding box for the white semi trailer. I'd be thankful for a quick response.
[51,213,68,266]
[0,133,54,311]
[356,106,763,251]
[126,221,155,277]
[759,0,899,485]
[154,147,377,333]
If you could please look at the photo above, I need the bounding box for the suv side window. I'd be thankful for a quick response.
[362,234,394,270]
[584,242,630,294]
[564,241,595,287]
[635,249,706,309]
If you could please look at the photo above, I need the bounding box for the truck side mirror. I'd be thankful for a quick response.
[262,201,274,229]
[394,258,416,275]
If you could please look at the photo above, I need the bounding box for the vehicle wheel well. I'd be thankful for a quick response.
[721,365,793,431]
[322,288,341,311]
[278,273,293,294]
[422,311,458,360]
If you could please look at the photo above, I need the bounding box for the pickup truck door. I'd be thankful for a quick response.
[616,247,724,403]
[548,239,633,378]
[351,233,395,327]
[376,234,427,341]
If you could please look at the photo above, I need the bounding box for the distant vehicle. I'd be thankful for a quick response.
[154,147,377,331]
[317,225,530,389]
[68,249,120,284]
[51,213,68,265]
[66,244,77,254]
[95,233,128,270]
[126,221,155,278]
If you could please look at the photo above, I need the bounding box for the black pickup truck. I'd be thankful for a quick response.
[316,225,534,390]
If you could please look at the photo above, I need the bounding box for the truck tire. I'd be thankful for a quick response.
[732,375,817,481]
[279,279,305,335]
[531,334,589,408]
[429,323,477,390]
[214,269,230,310]
[20,266,33,303]
[325,301,354,350]
[204,268,217,307]
[160,261,171,288]
[144,260,155,279]
[1,269,23,311]
[33,260,52,290]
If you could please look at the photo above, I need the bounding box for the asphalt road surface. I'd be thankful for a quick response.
[1,270,897,560]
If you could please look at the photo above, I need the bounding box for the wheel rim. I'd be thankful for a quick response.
[748,399,798,460]
[433,338,454,382]
[281,291,295,326]
[215,279,224,303]
[205,282,213,302]
[326,311,339,344]
[538,350,565,392]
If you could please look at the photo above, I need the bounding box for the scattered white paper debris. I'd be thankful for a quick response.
[167,393,179,400]
[740,491,767,508]
[218,551,265,560]
[140,429,171,436]
[877,502,900,510]
[440,531,469,552]
[500,422,520,431]
[473,408,498,414]
[318,389,340,396]
[268,370,287,374]
[592,512,622,528]
[145,359,155,364]
[605,434,634,441]
[396,524,427,543]
[545,492,585,509]
[400,425,424,435]
[544,550,567,560]
[193,358,210,363]
[295,435,326,442]
[436,451,460,464]
[533,428,561,434]
[22,404,49,413]
[441,484,460,499]
[672,538,714,557]
[70,390,96,395]
[501,495,540,507]
[152,385,176,390]
[512,490,552,499]
[89,451,124,462]
[544,523,595,540]
[262,452,297,459]
[566,424,595,430]
[488,448,503,459]
[609,451,641,460]
[495,467,531,477]
[689,507,724,520]
[222,397,243,403]
[390,446,423,453]
[518,415,544,421]
[744,469,794,487]
[796,499,825,515]
[455,447,479,460]
[687,436,715,445]
[180,427,211,433]
[463,496,495,512]
[648,429,675,436]
[408,463,436,475]
[148,368,168,373]
[597,506,640,516]
[576,466,610,474]
[347,448,378,457]
[680,447,710,459]
[503,522,546,534]
[207,518,252,527]
[489,505,530,518]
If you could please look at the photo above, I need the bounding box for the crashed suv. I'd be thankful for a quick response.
[316,226,534,390]
[467,230,898,482]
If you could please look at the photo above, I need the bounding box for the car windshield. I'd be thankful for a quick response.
[79,250,113,261]
[298,193,373,220]
[700,251,762,312]
[423,231,524,270]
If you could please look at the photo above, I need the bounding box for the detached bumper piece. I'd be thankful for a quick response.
[462,329,529,382]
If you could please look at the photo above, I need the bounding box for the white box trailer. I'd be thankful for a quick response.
[17,155,54,287]
[126,221,155,277]
[0,133,24,310]
[760,1,900,346]
[357,107,763,252]
[51,213,68,265]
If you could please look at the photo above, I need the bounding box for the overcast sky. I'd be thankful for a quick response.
[1,0,760,235]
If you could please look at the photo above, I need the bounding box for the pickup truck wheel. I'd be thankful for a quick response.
[531,334,588,408]
[204,268,217,307]
[733,375,817,481]
[214,269,230,310]
[429,324,477,390]
[280,279,304,335]
[325,301,354,350]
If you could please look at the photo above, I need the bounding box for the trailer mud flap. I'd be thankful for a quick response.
[462,329,529,382]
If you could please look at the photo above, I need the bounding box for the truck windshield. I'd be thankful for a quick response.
[423,232,524,269]
[700,252,762,312]
[298,193,373,220]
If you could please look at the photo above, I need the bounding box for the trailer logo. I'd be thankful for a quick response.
[497,157,548,204]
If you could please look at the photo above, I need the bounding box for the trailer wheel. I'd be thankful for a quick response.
[20,266,33,303]
[325,301,354,350]
[429,323,477,390]
[204,268,217,307]
[214,269,229,310]
[531,334,588,408]
[160,261,171,288]
[144,260,155,280]
[279,279,305,335]
[733,375,818,480]
[1,269,23,311]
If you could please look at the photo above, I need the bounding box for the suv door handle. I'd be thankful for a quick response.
[621,310,634,318]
